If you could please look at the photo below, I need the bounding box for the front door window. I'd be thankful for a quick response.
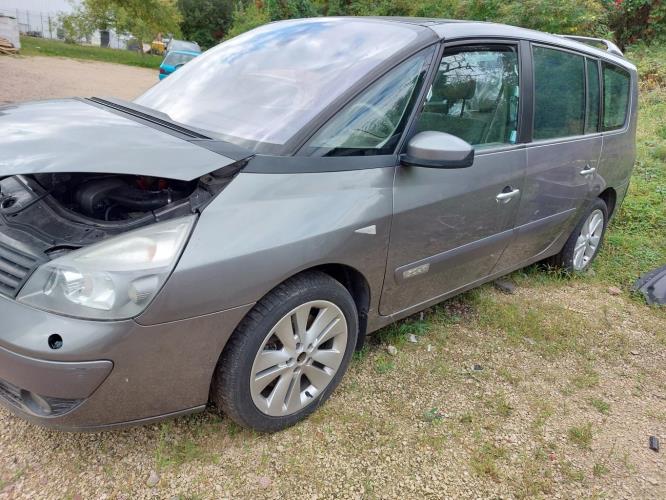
[415,46,520,148]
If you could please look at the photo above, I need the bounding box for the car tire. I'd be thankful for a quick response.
[211,271,358,432]
[550,198,608,273]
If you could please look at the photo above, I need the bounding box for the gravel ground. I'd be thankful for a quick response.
[0,55,665,499]
[0,281,664,499]
[0,55,156,104]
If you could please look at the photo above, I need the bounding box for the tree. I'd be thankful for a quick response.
[177,0,234,49]
[225,1,270,39]
[61,0,181,47]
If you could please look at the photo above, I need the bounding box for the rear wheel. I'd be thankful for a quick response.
[550,198,608,272]
[212,271,358,432]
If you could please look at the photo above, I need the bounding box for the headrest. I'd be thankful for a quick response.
[433,78,477,101]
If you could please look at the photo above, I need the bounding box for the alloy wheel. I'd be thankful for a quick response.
[573,209,604,271]
[250,300,348,416]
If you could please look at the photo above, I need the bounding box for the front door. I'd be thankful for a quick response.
[380,43,527,315]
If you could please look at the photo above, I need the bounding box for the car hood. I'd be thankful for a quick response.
[0,98,244,181]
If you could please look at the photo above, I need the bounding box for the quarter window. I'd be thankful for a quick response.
[533,46,585,140]
[602,63,630,130]
[302,48,434,157]
[585,59,600,134]
[415,46,520,147]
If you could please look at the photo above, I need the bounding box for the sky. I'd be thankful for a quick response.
[0,0,78,14]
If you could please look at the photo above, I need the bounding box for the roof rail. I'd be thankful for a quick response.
[557,35,623,57]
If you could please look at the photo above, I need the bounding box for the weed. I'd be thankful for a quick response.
[470,442,508,481]
[588,398,611,415]
[568,423,593,449]
[593,462,609,477]
[572,368,600,389]
[374,355,395,374]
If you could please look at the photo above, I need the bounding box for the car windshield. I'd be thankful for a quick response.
[164,51,197,67]
[135,18,419,152]
[168,40,200,52]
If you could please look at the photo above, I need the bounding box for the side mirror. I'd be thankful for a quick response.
[401,131,474,169]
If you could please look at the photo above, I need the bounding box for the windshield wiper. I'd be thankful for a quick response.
[86,97,212,140]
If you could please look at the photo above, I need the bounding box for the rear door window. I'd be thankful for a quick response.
[602,63,631,130]
[532,46,585,140]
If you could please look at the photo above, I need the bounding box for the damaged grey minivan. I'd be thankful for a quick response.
[0,18,636,431]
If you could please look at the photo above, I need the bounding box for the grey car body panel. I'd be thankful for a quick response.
[380,147,527,314]
[0,344,112,400]
[0,293,252,428]
[138,168,395,325]
[0,18,638,430]
[495,135,603,271]
[0,99,239,181]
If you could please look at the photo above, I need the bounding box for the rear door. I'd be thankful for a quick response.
[494,44,603,272]
[380,42,527,315]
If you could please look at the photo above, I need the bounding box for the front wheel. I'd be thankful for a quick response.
[550,198,608,272]
[212,271,358,432]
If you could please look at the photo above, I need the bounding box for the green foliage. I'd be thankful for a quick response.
[266,0,317,21]
[60,0,181,45]
[178,0,234,49]
[220,0,662,48]
[225,1,270,39]
[497,0,606,35]
[603,0,666,49]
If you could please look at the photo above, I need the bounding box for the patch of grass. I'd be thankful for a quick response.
[352,346,369,363]
[571,367,600,389]
[561,461,586,483]
[593,462,609,477]
[567,423,593,449]
[19,36,163,69]
[514,447,555,498]
[156,436,205,468]
[488,393,513,418]
[470,442,508,481]
[473,289,591,357]
[375,318,430,347]
[588,397,611,415]
[374,354,395,374]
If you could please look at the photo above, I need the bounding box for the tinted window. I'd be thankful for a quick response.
[603,63,630,130]
[136,19,419,152]
[533,46,585,140]
[168,40,201,53]
[585,59,600,134]
[416,46,520,147]
[164,52,197,67]
[303,48,433,156]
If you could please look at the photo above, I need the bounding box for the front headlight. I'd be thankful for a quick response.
[18,215,196,320]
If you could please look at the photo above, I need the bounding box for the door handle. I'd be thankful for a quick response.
[496,187,520,204]
[580,164,596,176]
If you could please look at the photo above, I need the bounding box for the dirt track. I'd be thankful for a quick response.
[0,55,156,104]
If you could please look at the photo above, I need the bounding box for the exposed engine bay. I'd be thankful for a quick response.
[0,165,242,253]
[39,173,195,222]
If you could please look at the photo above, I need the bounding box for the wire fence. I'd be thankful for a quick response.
[0,8,130,49]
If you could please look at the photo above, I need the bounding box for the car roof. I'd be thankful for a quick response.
[334,17,636,71]
[166,50,200,57]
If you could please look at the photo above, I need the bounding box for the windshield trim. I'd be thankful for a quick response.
[288,33,440,155]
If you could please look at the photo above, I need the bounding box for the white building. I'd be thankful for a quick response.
[0,0,130,49]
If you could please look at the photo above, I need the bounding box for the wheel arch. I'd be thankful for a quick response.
[599,187,617,218]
